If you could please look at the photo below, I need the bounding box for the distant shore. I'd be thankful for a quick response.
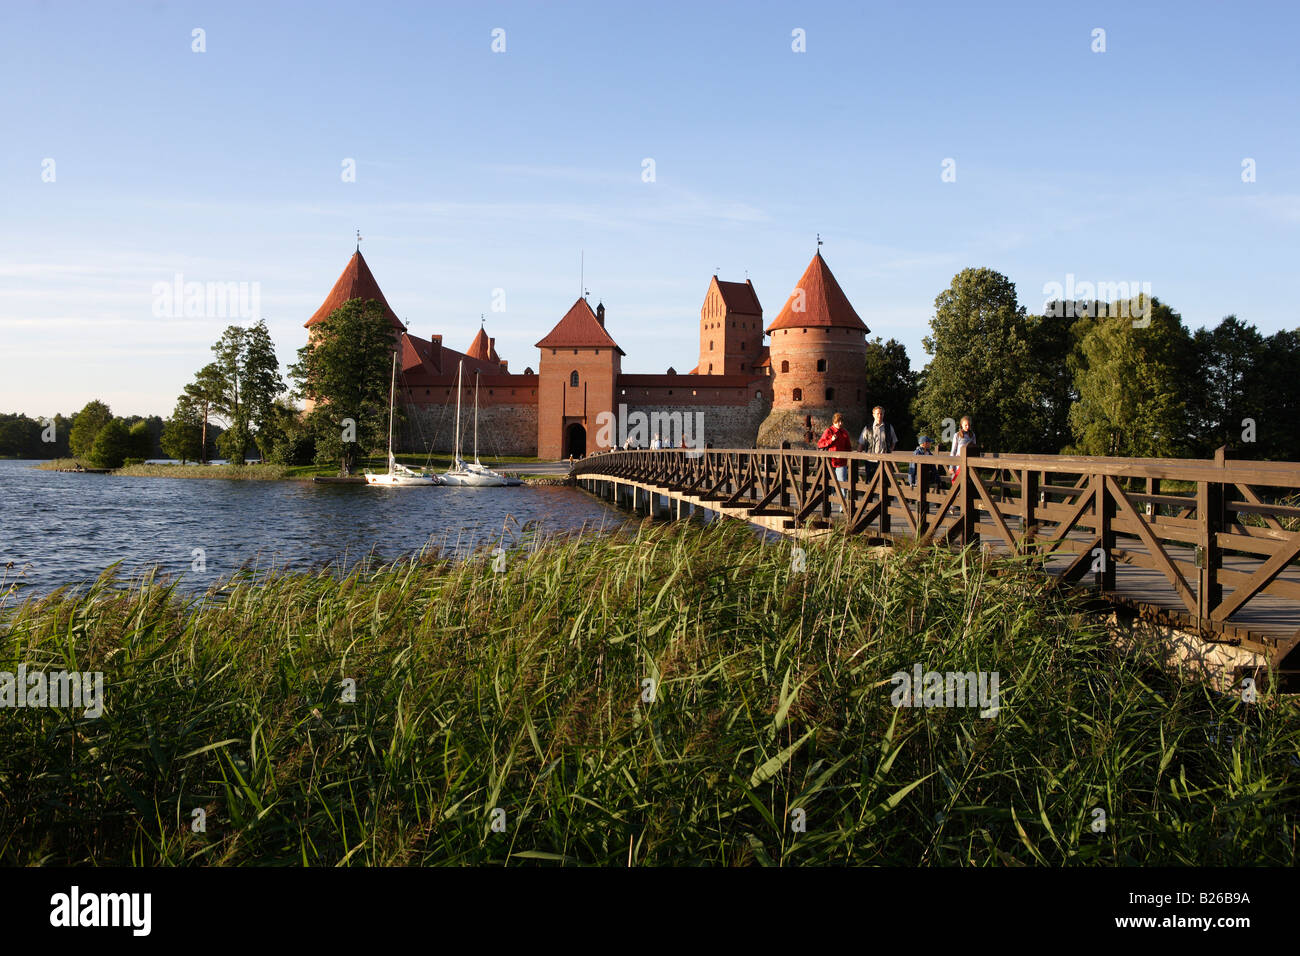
[31,457,565,484]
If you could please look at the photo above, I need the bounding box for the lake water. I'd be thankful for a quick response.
[0,460,626,598]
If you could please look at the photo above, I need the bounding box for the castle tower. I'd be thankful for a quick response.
[302,250,407,412]
[697,276,763,376]
[535,299,623,459]
[757,251,869,446]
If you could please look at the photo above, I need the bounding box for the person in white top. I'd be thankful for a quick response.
[948,415,976,483]
[651,433,662,450]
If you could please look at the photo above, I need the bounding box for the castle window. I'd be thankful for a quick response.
[668,390,673,395]
[755,390,761,398]
[489,389,494,395]
[425,389,429,395]
[825,388,835,400]
[710,340,714,351]
[596,349,600,354]
[740,341,745,350]
[792,388,802,402]
[780,360,789,373]
[570,371,579,387]
[708,363,713,373]
[732,322,735,328]
[552,349,556,355]
[817,359,826,372]
[573,349,578,354]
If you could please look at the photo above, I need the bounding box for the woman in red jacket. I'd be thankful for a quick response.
[817,412,852,482]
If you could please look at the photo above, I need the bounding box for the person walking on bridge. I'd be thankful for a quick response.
[860,405,898,481]
[817,412,852,483]
[948,415,977,486]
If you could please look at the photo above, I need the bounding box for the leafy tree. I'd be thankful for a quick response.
[862,337,919,448]
[289,299,396,475]
[257,398,315,465]
[68,400,113,459]
[184,364,226,464]
[88,418,133,469]
[161,396,204,463]
[126,420,153,462]
[1257,329,1300,461]
[912,268,1050,453]
[0,414,43,457]
[1187,316,1266,457]
[1067,296,1194,458]
[1028,308,1085,454]
[195,320,285,465]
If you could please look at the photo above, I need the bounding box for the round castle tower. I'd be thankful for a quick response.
[756,250,869,447]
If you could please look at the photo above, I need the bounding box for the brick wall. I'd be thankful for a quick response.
[618,390,771,449]
[401,401,538,457]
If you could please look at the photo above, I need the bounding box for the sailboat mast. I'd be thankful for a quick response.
[453,360,463,460]
[473,370,480,463]
[386,350,396,465]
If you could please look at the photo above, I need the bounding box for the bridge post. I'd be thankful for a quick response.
[917,466,929,535]
[1022,469,1038,555]
[1092,472,1116,591]
[1198,448,1226,618]
[878,459,891,538]
[959,445,977,547]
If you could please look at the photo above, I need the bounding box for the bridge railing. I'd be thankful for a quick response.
[572,446,1300,651]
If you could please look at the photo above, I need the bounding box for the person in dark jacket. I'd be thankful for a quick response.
[908,435,941,490]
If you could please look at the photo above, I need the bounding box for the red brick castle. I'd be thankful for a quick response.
[302,248,870,458]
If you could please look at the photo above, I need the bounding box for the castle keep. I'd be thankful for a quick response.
[302,249,869,458]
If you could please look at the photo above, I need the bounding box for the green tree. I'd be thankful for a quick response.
[862,337,919,448]
[1188,316,1266,457]
[257,398,315,465]
[912,268,1050,453]
[1257,329,1300,461]
[184,364,225,463]
[1026,308,1086,454]
[0,414,42,457]
[161,396,204,463]
[1067,296,1194,458]
[126,421,152,462]
[88,418,133,469]
[200,320,285,465]
[289,299,396,475]
[68,400,113,459]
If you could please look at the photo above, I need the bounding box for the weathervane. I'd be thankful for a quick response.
[816,232,823,252]
[480,314,485,327]
[356,228,362,251]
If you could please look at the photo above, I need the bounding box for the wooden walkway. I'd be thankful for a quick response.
[572,447,1300,672]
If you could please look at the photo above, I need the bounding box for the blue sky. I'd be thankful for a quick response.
[2,0,1297,418]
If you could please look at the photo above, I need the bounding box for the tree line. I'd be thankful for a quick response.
[862,267,1297,461]
[8,277,1295,469]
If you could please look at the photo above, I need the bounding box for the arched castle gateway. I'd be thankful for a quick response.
[302,249,869,458]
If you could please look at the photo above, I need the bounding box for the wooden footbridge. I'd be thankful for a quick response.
[571,446,1300,675]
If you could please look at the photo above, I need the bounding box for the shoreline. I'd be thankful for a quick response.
[28,458,566,484]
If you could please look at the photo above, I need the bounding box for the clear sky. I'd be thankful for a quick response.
[2,0,1297,418]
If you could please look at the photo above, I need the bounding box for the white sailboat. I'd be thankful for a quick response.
[365,351,442,486]
[442,361,518,487]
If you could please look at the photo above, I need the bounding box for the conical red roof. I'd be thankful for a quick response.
[304,251,405,330]
[766,252,868,333]
[466,326,492,360]
[535,298,624,354]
